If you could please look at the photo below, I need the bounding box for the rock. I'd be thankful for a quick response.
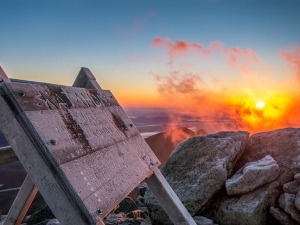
[279,193,300,223]
[126,210,147,220]
[137,183,148,197]
[144,131,249,225]
[295,191,300,210]
[236,128,300,186]
[193,216,218,225]
[116,197,139,214]
[104,212,144,225]
[294,173,300,183]
[118,220,140,225]
[226,155,280,195]
[27,205,55,225]
[104,213,127,224]
[270,207,298,225]
[0,215,7,224]
[283,181,300,194]
[145,127,195,166]
[196,129,208,136]
[203,181,280,225]
[46,219,60,225]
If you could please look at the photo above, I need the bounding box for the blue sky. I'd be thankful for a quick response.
[0,0,300,109]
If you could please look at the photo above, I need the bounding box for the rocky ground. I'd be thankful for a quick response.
[2,127,300,225]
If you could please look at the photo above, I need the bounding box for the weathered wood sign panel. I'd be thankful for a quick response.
[0,82,160,220]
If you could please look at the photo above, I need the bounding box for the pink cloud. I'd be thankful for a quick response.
[152,37,212,64]
[152,37,164,47]
[210,41,259,68]
[281,47,300,82]
[152,37,259,69]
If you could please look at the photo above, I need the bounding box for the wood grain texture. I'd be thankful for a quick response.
[0,81,160,220]
[0,94,92,225]
[3,175,38,225]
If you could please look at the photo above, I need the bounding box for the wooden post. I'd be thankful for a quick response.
[0,66,10,82]
[145,170,197,225]
[3,176,38,225]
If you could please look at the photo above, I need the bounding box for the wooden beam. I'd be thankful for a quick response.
[0,95,92,225]
[3,176,38,225]
[145,169,197,225]
[0,146,18,165]
[0,66,10,82]
[73,67,102,90]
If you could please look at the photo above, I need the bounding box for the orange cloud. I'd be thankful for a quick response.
[150,38,299,134]
[281,46,300,83]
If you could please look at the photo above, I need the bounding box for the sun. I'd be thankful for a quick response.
[256,100,265,109]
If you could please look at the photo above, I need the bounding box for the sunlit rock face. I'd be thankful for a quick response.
[202,128,300,225]
[206,181,280,225]
[225,155,280,196]
[235,128,300,186]
[145,127,196,167]
[144,131,249,225]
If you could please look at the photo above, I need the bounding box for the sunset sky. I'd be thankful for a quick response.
[1,0,300,132]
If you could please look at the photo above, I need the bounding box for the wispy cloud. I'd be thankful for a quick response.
[152,37,212,64]
[118,11,157,37]
[152,37,259,69]
[210,41,259,69]
[281,46,300,83]
[153,70,206,100]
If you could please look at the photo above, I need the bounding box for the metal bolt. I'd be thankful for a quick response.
[18,91,25,96]
[50,139,56,145]
[96,209,102,215]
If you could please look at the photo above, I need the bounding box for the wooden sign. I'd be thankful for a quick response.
[0,67,196,225]
[0,81,160,220]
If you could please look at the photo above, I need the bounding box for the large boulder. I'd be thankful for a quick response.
[226,155,280,195]
[295,191,300,210]
[144,131,249,225]
[235,128,300,185]
[203,181,280,225]
[279,193,300,223]
[193,216,218,225]
[283,181,300,194]
[201,128,300,225]
[145,127,195,166]
[269,207,298,225]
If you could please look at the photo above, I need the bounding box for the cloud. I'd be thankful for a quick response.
[152,37,212,64]
[281,46,300,83]
[153,70,206,100]
[118,11,157,37]
[210,41,259,68]
[152,37,260,70]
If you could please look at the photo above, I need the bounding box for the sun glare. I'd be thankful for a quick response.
[256,100,265,109]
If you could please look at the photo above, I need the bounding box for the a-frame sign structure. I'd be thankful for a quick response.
[0,66,196,225]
